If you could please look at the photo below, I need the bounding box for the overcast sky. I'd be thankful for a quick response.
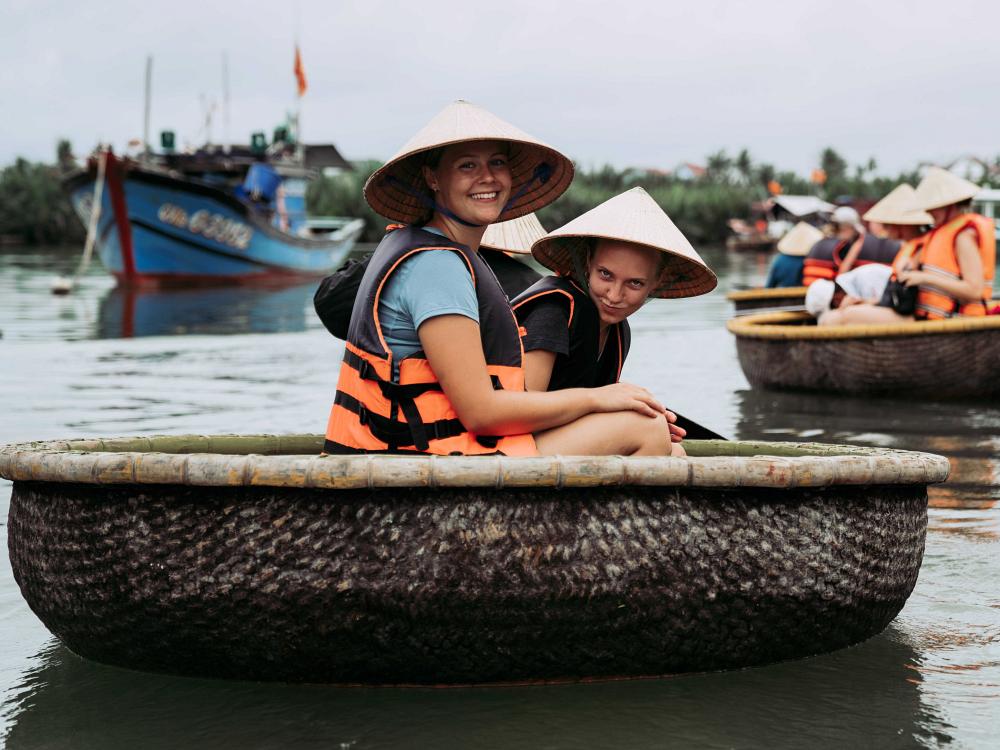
[3,0,997,176]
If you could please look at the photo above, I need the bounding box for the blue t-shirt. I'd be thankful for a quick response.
[378,229,479,360]
[765,254,805,288]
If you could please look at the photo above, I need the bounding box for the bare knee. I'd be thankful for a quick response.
[632,413,671,456]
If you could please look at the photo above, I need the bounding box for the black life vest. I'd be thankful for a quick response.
[324,225,535,456]
[511,276,630,390]
[803,235,900,285]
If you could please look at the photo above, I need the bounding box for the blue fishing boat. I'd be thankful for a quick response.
[63,146,364,286]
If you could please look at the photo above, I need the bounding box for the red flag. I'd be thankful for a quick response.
[294,45,308,97]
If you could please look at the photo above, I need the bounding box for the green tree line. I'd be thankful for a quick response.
[307,148,939,244]
[0,141,83,245]
[1,143,991,246]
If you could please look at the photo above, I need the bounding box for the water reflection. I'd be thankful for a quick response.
[3,632,947,750]
[96,282,317,338]
[734,388,1000,538]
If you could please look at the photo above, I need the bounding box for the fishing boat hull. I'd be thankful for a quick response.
[2,436,948,685]
[63,155,364,286]
[725,236,776,252]
[729,311,1000,399]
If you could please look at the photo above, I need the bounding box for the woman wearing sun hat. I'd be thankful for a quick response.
[324,101,675,457]
[765,221,824,288]
[823,169,994,325]
[511,187,717,444]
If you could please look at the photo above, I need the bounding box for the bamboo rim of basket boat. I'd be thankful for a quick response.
[726,286,808,303]
[727,310,1000,340]
[0,435,949,489]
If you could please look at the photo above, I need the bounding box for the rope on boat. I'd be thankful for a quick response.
[51,149,108,296]
[0,434,951,489]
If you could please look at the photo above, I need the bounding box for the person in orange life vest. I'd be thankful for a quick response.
[324,100,677,457]
[822,169,994,325]
[510,188,717,450]
[801,206,899,286]
[818,185,932,326]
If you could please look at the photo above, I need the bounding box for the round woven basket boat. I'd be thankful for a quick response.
[728,311,1000,399]
[727,286,806,313]
[1,435,948,685]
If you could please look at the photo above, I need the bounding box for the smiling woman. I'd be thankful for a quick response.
[511,187,717,410]
[323,101,684,457]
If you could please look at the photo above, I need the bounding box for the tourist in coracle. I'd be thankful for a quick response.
[801,206,898,286]
[511,188,716,402]
[313,213,544,340]
[765,221,824,288]
[324,101,678,457]
[818,169,994,325]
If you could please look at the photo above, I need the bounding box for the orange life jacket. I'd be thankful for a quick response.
[801,238,842,286]
[898,214,995,320]
[324,226,536,456]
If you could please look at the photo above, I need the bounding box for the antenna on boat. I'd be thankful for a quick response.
[142,56,152,162]
[52,149,108,296]
[222,51,231,154]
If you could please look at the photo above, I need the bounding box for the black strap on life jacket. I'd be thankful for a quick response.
[338,348,503,452]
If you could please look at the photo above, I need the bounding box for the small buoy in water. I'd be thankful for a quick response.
[51,277,74,295]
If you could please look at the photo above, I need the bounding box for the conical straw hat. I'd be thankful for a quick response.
[912,166,981,211]
[530,187,717,299]
[862,184,933,226]
[776,222,824,257]
[364,100,574,224]
[480,213,546,254]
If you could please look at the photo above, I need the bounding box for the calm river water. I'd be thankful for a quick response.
[1,245,998,748]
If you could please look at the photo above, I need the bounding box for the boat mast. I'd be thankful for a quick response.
[222,51,231,154]
[142,55,152,162]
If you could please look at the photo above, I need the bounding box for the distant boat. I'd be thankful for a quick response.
[63,145,364,286]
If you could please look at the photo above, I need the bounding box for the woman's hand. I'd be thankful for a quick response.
[897,269,929,287]
[665,410,686,443]
[591,382,667,419]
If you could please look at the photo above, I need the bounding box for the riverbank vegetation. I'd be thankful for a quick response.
[306,147,935,244]
[1,143,990,246]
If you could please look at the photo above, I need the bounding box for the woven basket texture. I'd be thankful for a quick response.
[733,319,1000,398]
[727,287,807,312]
[8,480,927,684]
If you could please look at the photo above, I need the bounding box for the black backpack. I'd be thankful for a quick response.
[313,252,373,339]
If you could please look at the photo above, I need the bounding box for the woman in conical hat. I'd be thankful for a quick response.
[325,102,676,458]
[861,184,932,243]
[822,169,994,325]
[764,222,824,288]
[511,187,717,445]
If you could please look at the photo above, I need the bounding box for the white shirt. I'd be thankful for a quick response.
[836,264,892,301]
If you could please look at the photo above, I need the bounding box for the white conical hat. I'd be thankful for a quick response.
[480,213,546,254]
[363,100,574,224]
[863,184,933,226]
[776,222,824,257]
[530,187,717,299]
[912,166,981,211]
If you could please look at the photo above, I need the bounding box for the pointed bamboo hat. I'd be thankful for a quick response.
[364,100,574,224]
[912,167,981,211]
[480,213,546,255]
[863,184,933,226]
[530,187,717,299]
[776,222,824,257]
